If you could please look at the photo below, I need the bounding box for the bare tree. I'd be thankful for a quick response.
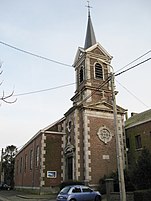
[0,62,17,104]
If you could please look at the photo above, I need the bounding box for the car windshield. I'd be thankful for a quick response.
[60,186,71,194]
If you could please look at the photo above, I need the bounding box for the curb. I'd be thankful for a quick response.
[16,194,56,199]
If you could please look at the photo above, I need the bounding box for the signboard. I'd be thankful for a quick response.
[47,171,57,178]
[103,155,110,160]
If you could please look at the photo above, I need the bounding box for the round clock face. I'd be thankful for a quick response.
[97,126,112,144]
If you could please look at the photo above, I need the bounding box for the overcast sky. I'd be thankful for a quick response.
[0,0,151,151]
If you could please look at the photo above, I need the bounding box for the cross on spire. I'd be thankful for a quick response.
[84,0,96,49]
[86,1,92,17]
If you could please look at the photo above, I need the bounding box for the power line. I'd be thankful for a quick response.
[1,41,150,73]
[0,41,73,68]
[12,57,151,99]
[115,58,151,77]
[116,79,149,108]
[13,82,76,97]
[115,50,151,74]
[1,38,150,105]
[78,76,112,106]
[78,57,151,107]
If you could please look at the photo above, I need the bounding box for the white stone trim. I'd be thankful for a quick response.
[84,89,92,103]
[83,111,91,182]
[74,109,81,180]
[40,133,46,187]
[85,57,92,102]
[84,110,114,119]
[15,186,40,190]
[85,57,90,81]
[61,121,66,181]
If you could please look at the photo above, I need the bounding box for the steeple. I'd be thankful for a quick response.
[84,3,96,49]
[72,2,113,106]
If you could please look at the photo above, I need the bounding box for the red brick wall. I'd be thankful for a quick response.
[89,116,117,184]
[14,134,42,187]
[44,133,63,187]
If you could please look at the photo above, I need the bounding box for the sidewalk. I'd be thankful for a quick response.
[17,193,56,200]
[0,191,56,201]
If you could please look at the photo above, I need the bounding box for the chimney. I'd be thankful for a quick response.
[131,112,138,117]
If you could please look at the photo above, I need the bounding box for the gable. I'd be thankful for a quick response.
[87,101,113,111]
[91,47,106,56]
[86,42,113,60]
[84,101,126,114]
[42,117,65,132]
[73,47,85,67]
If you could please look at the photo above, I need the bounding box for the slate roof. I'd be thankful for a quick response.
[125,109,151,129]
[84,12,96,49]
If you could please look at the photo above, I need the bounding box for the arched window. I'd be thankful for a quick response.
[95,63,103,79]
[79,66,84,83]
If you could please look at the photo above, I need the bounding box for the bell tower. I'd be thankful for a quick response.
[64,4,126,186]
[71,9,113,107]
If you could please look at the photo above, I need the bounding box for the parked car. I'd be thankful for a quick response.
[0,183,11,190]
[56,185,102,201]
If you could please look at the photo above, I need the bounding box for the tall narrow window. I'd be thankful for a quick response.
[30,150,33,170]
[126,138,130,149]
[36,145,39,167]
[79,66,84,83]
[95,63,103,79]
[24,154,27,172]
[16,160,19,175]
[20,157,23,173]
[135,135,142,149]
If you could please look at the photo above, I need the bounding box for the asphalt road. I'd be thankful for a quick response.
[0,190,107,201]
[0,190,56,201]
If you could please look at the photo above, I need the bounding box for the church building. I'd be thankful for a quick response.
[14,10,126,193]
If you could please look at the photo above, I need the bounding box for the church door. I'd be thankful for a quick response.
[66,156,73,180]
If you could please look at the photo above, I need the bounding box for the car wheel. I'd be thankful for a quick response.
[95,195,101,201]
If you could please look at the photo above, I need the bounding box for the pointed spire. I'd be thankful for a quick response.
[84,2,96,49]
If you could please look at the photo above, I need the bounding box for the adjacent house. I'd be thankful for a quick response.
[125,109,151,168]
[14,11,127,194]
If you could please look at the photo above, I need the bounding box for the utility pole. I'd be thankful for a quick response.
[111,72,126,201]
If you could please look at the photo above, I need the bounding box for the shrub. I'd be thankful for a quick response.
[134,189,151,201]
[130,148,151,190]
[98,170,135,194]
[98,175,107,194]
